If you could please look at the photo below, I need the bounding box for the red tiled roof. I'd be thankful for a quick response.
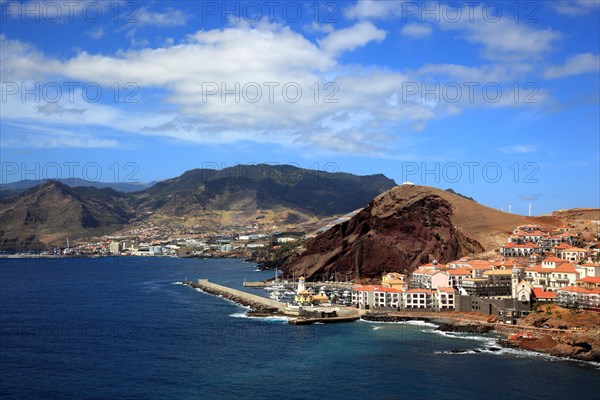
[406,288,435,294]
[448,268,472,276]
[557,286,590,294]
[502,242,540,249]
[543,256,565,263]
[553,243,571,249]
[532,288,556,299]
[527,263,578,274]
[352,285,402,293]
[578,277,600,284]
[562,247,589,253]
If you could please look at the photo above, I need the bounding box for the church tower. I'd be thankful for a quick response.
[511,266,520,298]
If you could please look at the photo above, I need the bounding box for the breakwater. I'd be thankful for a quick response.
[186,279,286,314]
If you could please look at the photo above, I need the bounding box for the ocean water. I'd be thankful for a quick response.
[1,257,599,400]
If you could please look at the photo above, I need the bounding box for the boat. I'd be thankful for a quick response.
[269,291,286,301]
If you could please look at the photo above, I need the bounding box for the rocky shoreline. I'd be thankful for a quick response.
[497,333,600,363]
[361,312,600,363]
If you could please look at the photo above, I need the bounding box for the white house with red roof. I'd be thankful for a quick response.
[436,287,456,310]
[448,268,473,289]
[524,256,579,291]
[409,267,450,290]
[351,285,455,311]
[532,287,556,302]
[500,242,541,257]
[577,276,600,290]
[576,263,600,279]
[404,288,435,309]
[560,247,591,263]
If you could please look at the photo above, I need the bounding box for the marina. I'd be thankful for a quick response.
[187,278,361,324]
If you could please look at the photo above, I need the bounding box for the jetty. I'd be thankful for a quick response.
[187,279,286,313]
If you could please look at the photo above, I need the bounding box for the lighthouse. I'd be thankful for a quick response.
[297,276,306,294]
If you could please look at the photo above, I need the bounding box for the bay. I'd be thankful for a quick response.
[1,257,598,400]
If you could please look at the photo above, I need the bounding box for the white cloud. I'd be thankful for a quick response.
[125,29,149,48]
[304,22,335,34]
[400,23,432,38]
[0,20,549,154]
[1,123,119,148]
[134,7,191,27]
[318,22,386,55]
[544,53,600,79]
[439,5,561,62]
[344,0,404,20]
[552,0,600,16]
[37,102,86,115]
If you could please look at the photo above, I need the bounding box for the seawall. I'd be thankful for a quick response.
[187,279,286,313]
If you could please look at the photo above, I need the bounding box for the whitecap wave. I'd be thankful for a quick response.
[402,320,438,328]
[229,312,249,318]
[431,330,496,343]
[171,282,185,285]
[360,318,437,328]
[228,312,289,323]
[435,340,600,368]
[435,349,479,355]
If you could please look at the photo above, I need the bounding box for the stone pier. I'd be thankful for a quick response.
[189,279,286,313]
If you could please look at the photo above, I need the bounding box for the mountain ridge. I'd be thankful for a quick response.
[0,165,397,250]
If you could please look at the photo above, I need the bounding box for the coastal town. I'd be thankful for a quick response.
[179,222,600,361]
[10,221,600,319]
[349,224,600,319]
[180,223,600,322]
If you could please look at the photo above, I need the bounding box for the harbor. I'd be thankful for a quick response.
[186,278,361,324]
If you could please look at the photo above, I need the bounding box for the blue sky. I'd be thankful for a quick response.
[1,0,599,215]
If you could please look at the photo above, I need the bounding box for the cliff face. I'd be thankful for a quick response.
[284,186,486,280]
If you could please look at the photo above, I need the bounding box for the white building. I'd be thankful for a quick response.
[524,257,579,291]
[410,269,450,290]
[351,285,455,311]
[561,247,591,263]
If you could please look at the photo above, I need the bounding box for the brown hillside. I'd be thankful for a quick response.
[283,184,579,280]
[0,182,132,250]
[283,185,487,279]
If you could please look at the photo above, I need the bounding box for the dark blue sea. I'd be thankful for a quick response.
[1,257,599,400]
